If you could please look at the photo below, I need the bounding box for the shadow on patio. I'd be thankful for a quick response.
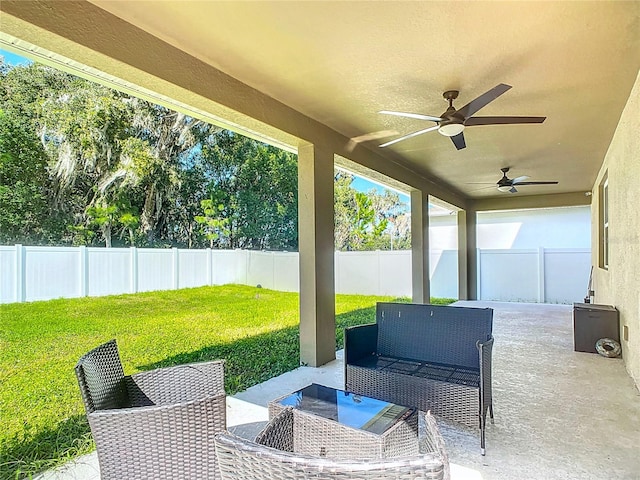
[37,302,640,480]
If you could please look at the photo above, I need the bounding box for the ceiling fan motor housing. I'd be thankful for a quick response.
[438,90,465,136]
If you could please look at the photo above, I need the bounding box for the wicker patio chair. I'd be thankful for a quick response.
[75,339,226,480]
[214,407,450,480]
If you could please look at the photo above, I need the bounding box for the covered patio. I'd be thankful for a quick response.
[1,1,639,478]
[3,0,639,369]
[38,302,640,480]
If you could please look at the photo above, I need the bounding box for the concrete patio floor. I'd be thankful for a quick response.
[36,301,640,480]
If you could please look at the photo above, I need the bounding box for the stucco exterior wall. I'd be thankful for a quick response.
[592,68,640,387]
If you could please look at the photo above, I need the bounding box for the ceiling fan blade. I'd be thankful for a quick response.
[465,116,546,126]
[511,175,530,184]
[509,186,518,193]
[379,110,442,122]
[468,185,497,192]
[515,181,559,185]
[346,130,399,152]
[450,132,466,150]
[456,84,512,119]
[378,125,439,148]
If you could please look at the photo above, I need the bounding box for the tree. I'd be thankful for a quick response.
[201,132,298,250]
[86,204,118,247]
[0,62,225,246]
[368,189,411,250]
[118,211,140,246]
[333,172,407,251]
[195,199,229,248]
[0,109,59,244]
[234,145,298,250]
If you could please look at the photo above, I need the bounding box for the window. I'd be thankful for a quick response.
[599,175,609,269]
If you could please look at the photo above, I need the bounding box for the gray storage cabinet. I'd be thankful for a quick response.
[573,303,619,353]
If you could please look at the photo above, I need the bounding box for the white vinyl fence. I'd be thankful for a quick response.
[0,245,589,304]
[478,247,591,303]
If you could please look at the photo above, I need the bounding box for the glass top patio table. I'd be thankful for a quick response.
[273,383,415,436]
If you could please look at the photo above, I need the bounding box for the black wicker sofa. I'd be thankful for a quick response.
[344,302,494,454]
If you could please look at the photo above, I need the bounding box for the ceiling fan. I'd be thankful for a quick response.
[379,83,545,150]
[490,167,559,193]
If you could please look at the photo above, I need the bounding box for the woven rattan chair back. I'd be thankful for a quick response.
[75,339,128,413]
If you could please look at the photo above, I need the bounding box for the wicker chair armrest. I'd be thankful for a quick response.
[345,323,378,364]
[128,359,225,406]
[476,336,494,374]
[477,336,494,349]
[477,336,494,414]
[89,393,226,421]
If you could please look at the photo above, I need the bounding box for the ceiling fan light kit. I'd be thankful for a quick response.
[438,122,465,137]
[379,83,546,150]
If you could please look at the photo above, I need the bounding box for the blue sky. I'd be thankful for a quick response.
[0,49,32,66]
[351,176,410,204]
[0,48,409,207]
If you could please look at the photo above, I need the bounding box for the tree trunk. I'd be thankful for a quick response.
[103,224,112,248]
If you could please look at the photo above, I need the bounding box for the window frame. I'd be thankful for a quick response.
[598,174,609,270]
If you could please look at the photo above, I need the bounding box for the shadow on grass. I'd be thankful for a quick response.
[140,304,390,395]
[139,325,302,395]
[0,414,93,480]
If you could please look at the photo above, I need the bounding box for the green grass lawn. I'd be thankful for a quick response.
[0,284,454,478]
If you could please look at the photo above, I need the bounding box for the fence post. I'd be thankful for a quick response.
[334,251,340,294]
[272,251,276,290]
[244,250,249,285]
[377,250,382,296]
[207,248,213,286]
[538,246,546,303]
[130,247,138,294]
[79,246,89,297]
[173,248,179,290]
[15,244,25,303]
[476,248,482,300]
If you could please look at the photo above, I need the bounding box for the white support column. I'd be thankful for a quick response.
[298,143,335,367]
[410,190,430,303]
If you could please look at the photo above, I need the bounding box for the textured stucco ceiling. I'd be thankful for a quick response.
[5,1,640,201]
